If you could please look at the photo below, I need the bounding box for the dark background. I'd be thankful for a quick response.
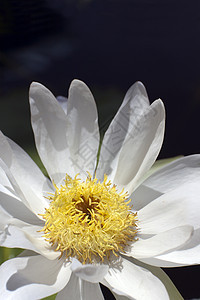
[0,0,200,299]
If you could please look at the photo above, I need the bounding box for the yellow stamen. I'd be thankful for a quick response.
[40,173,137,264]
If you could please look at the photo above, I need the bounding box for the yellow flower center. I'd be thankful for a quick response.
[41,173,137,264]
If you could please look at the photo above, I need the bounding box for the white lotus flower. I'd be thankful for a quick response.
[0,80,200,300]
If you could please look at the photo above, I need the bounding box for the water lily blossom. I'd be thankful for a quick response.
[0,80,200,299]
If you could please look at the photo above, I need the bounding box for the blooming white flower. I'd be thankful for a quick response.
[0,80,200,300]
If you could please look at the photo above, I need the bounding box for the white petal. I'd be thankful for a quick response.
[138,256,182,267]
[7,137,52,198]
[152,228,200,266]
[113,99,165,194]
[18,249,41,257]
[30,81,99,182]
[0,188,57,260]
[70,258,109,283]
[21,225,60,260]
[132,156,184,211]
[56,273,80,300]
[0,188,55,260]
[127,225,193,259]
[57,96,68,114]
[16,183,50,218]
[67,80,100,177]
[112,293,130,300]
[97,81,150,181]
[0,158,26,204]
[0,132,51,215]
[81,280,104,300]
[82,280,104,300]
[0,210,11,232]
[138,182,200,234]
[1,224,41,253]
[0,255,71,299]
[131,184,162,211]
[102,256,169,300]
[1,222,59,260]
[0,159,49,218]
[56,273,104,300]
[0,132,51,197]
[0,172,47,248]
[143,155,183,182]
[30,82,75,183]
[98,97,165,195]
[0,184,41,226]
[144,154,200,193]
[129,258,183,300]
[0,164,12,189]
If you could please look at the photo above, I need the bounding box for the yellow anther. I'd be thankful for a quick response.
[40,173,137,264]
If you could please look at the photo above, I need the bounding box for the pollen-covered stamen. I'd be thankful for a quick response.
[40,173,137,264]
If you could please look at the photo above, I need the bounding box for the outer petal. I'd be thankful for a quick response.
[128,258,184,300]
[102,256,169,300]
[70,258,109,283]
[0,163,12,189]
[0,223,41,255]
[131,156,184,211]
[149,228,200,266]
[0,159,48,218]
[0,184,41,226]
[0,192,58,260]
[130,184,162,211]
[142,155,183,183]
[138,256,183,268]
[0,254,71,299]
[0,186,57,260]
[1,223,59,260]
[57,96,68,114]
[56,273,104,300]
[137,181,200,267]
[30,81,99,182]
[7,137,52,199]
[126,225,193,259]
[29,82,73,183]
[138,182,200,234]
[98,97,165,195]
[66,80,100,177]
[113,99,165,194]
[97,81,150,181]
[112,293,130,300]
[0,132,51,215]
[143,154,200,193]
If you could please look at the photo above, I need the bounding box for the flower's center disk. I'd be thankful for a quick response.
[41,173,137,264]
